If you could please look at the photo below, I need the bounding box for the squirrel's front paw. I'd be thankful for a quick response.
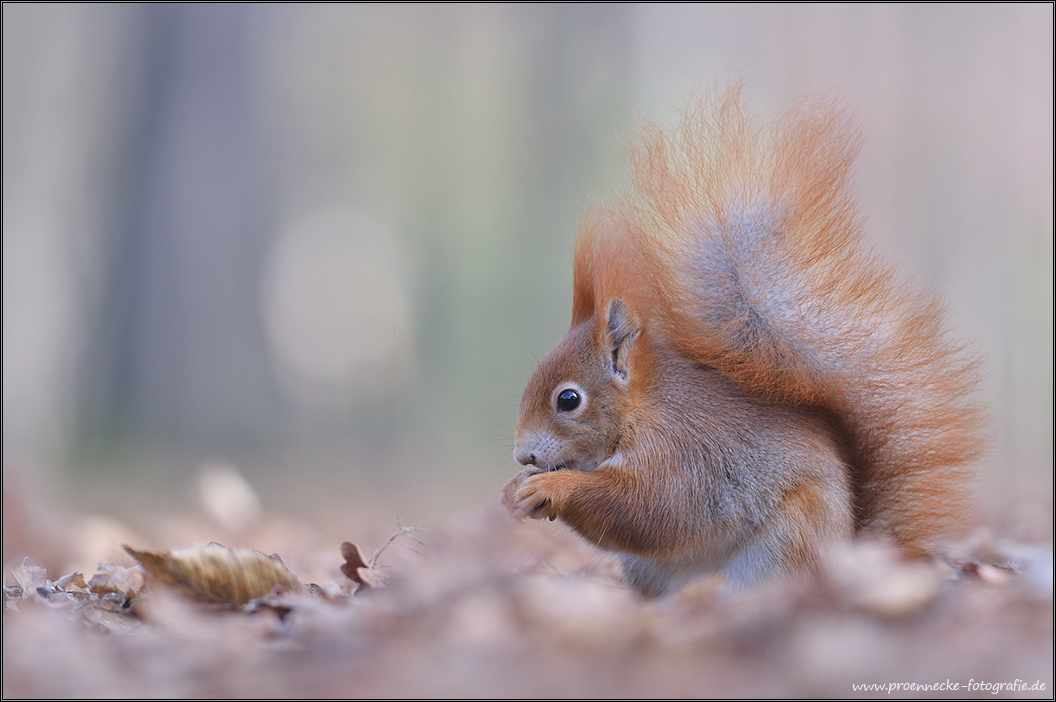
[501,469,559,522]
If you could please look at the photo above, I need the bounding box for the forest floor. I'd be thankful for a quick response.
[2,471,1053,699]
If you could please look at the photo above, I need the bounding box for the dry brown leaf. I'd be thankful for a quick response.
[125,543,303,607]
[54,572,89,591]
[340,541,382,591]
[4,560,146,633]
[10,559,51,597]
[88,562,147,599]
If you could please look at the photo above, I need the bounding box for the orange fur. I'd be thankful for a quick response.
[503,85,986,596]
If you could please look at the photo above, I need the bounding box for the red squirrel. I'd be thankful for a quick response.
[501,86,987,597]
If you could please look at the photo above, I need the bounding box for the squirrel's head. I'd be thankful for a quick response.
[514,298,642,473]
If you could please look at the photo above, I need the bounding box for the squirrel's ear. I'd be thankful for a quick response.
[605,298,640,384]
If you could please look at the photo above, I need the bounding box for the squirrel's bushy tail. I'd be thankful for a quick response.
[578,85,986,554]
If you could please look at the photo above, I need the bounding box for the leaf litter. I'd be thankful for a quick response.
[2,503,1052,698]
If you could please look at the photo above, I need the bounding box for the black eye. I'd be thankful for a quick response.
[556,388,581,412]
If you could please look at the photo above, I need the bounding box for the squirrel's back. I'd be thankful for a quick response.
[572,86,986,556]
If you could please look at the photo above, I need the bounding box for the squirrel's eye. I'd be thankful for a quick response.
[556,388,581,412]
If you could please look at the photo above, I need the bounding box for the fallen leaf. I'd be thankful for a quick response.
[125,543,302,607]
[54,572,89,591]
[88,562,146,600]
[10,559,50,596]
[340,541,382,591]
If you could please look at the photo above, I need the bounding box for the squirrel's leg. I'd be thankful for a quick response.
[617,476,854,595]
[727,476,854,584]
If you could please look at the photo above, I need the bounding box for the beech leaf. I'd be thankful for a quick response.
[124,543,302,607]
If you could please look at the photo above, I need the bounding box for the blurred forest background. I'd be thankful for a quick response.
[3,4,1052,561]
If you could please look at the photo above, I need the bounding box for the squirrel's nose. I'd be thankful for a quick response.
[513,447,536,466]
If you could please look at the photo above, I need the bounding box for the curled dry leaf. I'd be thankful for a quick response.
[340,541,382,591]
[88,562,147,600]
[10,559,50,598]
[124,543,303,607]
[4,560,147,633]
[54,572,88,591]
